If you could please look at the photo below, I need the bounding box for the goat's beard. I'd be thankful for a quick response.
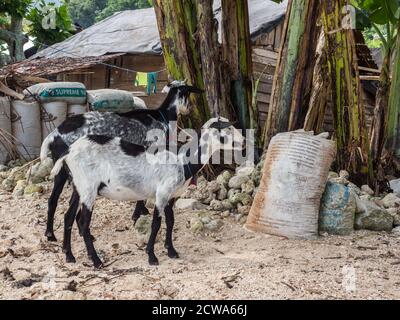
[178,103,190,115]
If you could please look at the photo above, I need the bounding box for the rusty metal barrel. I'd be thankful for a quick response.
[245,131,336,239]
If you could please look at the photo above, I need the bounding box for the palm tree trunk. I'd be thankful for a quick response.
[322,0,371,185]
[263,0,321,147]
[304,29,330,133]
[153,0,208,128]
[221,0,253,129]
[197,0,230,117]
[387,21,400,156]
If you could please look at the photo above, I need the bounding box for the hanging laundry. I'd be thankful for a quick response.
[147,72,158,95]
[135,72,148,86]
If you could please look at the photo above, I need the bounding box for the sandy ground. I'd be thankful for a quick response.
[0,183,400,300]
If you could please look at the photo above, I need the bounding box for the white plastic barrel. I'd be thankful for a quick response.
[11,100,42,160]
[67,104,87,117]
[41,101,67,139]
[0,97,12,164]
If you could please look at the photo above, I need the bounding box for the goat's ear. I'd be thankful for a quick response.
[186,86,204,94]
[209,121,234,130]
[218,121,234,129]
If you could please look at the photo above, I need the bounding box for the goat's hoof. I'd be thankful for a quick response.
[92,259,103,269]
[168,250,180,259]
[148,256,159,266]
[66,253,76,263]
[45,232,57,242]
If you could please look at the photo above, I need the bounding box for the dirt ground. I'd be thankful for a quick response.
[0,183,400,300]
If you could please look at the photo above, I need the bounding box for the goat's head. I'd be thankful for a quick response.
[161,80,203,115]
[200,116,245,153]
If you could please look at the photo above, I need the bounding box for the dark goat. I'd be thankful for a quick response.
[41,81,202,242]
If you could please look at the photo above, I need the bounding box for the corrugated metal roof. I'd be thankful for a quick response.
[32,8,162,59]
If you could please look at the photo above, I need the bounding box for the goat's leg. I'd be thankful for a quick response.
[146,207,162,266]
[164,200,179,259]
[131,200,150,224]
[45,166,69,242]
[78,204,103,269]
[62,190,80,263]
[76,210,95,242]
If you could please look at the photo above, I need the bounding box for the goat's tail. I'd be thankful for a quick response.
[50,155,67,179]
[40,130,58,162]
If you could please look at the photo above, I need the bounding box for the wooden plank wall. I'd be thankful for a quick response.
[59,54,168,109]
[252,22,283,130]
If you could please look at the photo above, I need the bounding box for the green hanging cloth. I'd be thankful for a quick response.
[135,72,148,86]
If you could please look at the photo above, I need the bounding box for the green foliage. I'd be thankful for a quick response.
[363,25,388,48]
[95,0,152,22]
[66,0,152,28]
[26,0,75,46]
[0,0,33,18]
[0,14,9,26]
[66,0,108,28]
[353,0,399,52]
[356,0,400,25]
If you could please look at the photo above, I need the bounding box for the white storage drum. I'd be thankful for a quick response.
[41,101,67,139]
[67,104,87,117]
[11,100,42,160]
[0,97,12,164]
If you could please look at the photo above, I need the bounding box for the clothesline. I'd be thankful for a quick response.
[135,71,158,95]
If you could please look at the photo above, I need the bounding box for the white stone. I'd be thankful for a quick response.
[174,198,207,211]
[339,170,350,179]
[382,193,400,208]
[228,175,250,189]
[361,185,374,196]
[235,165,254,177]
[392,226,400,234]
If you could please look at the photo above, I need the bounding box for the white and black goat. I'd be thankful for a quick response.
[41,81,202,242]
[51,117,244,268]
